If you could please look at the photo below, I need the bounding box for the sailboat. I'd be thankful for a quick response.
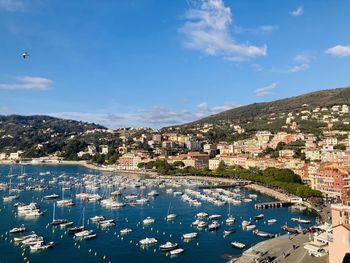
[56,186,74,207]
[166,201,177,221]
[226,203,235,225]
[3,178,18,202]
[51,203,69,226]
[68,207,85,234]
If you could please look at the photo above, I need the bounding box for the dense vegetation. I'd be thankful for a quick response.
[0,115,107,158]
[139,160,322,198]
[166,87,350,134]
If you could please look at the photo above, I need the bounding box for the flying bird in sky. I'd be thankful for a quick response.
[22,51,29,59]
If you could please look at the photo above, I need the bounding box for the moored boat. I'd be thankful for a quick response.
[231,241,246,249]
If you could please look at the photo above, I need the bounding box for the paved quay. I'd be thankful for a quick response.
[234,232,329,263]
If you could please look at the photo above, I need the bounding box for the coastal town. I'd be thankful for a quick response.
[2,103,350,262]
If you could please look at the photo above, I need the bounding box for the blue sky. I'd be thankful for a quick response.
[1,0,350,128]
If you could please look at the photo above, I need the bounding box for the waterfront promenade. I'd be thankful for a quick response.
[235,232,328,263]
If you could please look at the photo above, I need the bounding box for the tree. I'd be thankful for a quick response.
[173,161,185,168]
[216,161,227,172]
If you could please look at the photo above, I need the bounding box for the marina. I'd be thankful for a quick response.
[0,165,317,263]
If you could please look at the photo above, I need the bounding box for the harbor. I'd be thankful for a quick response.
[0,164,318,263]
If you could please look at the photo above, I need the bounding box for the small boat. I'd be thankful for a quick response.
[89,215,105,223]
[159,242,178,251]
[22,236,44,246]
[170,248,184,255]
[29,241,54,251]
[74,230,94,239]
[226,216,235,225]
[267,219,277,224]
[147,190,159,196]
[209,214,222,220]
[241,220,251,228]
[231,241,246,249]
[253,230,275,238]
[245,225,256,231]
[254,214,264,220]
[197,221,207,229]
[248,194,258,199]
[224,229,235,236]
[82,233,96,240]
[59,221,73,228]
[120,228,133,235]
[166,214,177,221]
[99,220,116,229]
[68,226,85,234]
[143,217,155,225]
[14,233,36,242]
[9,225,26,234]
[196,212,208,218]
[43,194,60,200]
[208,221,220,231]
[298,219,311,224]
[139,237,158,246]
[191,219,200,226]
[182,232,197,239]
[281,225,300,233]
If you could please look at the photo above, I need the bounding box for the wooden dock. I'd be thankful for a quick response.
[255,201,291,209]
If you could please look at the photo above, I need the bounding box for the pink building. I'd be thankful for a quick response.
[329,202,350,263]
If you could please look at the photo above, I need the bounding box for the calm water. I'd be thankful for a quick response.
[0,165,317,263]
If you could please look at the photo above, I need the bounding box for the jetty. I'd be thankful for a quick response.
[255,201,291,209]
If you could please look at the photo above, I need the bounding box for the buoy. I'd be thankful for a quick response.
[95,252,97,256]
[89,249,92,253]
[103,255,106,260]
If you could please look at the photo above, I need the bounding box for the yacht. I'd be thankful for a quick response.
[223,229,235,236]
[226,216,235,225]
[139,237,157,246]
[14,233,37,242]
[241,220,251,228]
[74,230,94,239]
[197,221,207,229]
[159,242,178,251]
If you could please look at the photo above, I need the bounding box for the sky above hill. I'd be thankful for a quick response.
[1,0,350,128]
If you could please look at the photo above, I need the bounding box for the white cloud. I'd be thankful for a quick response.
[291,6,304,16]
[0,0,24,11]
[293,54,311,64]
[50,103,239,128]
[325,45,350,57]
[236,25,279,35]
[287,63,309,73]
[255,82,278,97]
[0,76,53,90]
[180,0,267,61]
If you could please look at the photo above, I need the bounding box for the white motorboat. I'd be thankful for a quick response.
[197,221,207,229]
[208,221,220,231]
[245,224,256,231]
[182,232,197,239]
[143,217,155,225]
[139,237,157,246]
[159,242,178,251]
[74,230,94,239]
[29,241,54,251]
[241,220,251,228]
[231,241,246,249]
[166,214,177,220]
[196,212,208,218]
[209,214,222,220]
[43,194,60,200]
[170,248,184,255]
[9,225,26,234]
[267,219,277,224]
[226,216,235,225]
[89,215,105,223]
[120,228,133,235]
